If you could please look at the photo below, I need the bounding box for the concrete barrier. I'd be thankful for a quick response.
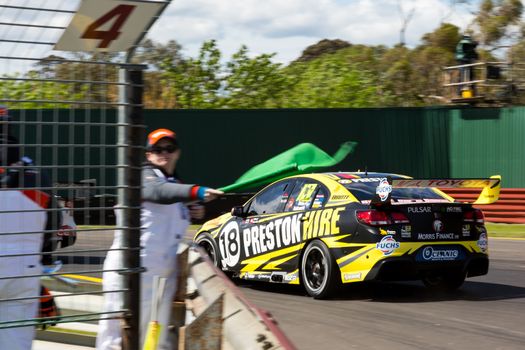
[181,246,296,350]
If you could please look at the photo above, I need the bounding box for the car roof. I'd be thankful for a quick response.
[289,172,410,182]
[323,172,410,179]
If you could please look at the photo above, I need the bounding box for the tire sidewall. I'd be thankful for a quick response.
[195,232,221,268]
[301,240,338,299]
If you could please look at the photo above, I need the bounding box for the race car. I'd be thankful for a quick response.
[194,172,500,299]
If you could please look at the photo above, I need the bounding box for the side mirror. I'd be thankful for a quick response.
[231,206,245,217]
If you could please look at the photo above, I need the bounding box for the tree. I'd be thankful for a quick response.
[282,47,389,108]
[294,39,352,63]
[473,0,523,47]
[224,46,287,108]
[161,40,223,108]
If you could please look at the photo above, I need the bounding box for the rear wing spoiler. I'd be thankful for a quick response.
[372,175,501,206]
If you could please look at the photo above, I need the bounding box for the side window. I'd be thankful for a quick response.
[246,180,293,216]
[284,180,328,212]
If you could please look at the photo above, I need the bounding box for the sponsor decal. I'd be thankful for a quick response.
[340,177,383,183]
[283,273,298,282]
[417,232,459,240]
[380,228,397,236]
[376,235,400,256]
[477,231,488,252]
[343,272,362,281]
[376,178,392,202]
[297,184,318,202]
[433,219,444,233]
[302,207,344,240]
[447,207,462,213]
[219,221,241,268]
[421,247,460,261]
[219,207,344,264]
[242,214,304,258]
[401,225,412,238]
[462,224,471,236]
[394,179,493,188]
[312,194,325,208]
[331,194,350,200]
[407,206,431,214]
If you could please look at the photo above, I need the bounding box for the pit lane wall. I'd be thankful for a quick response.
[10,106,525,190]
[179,246,297,350]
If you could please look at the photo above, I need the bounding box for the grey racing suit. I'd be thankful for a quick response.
[97,164,207,350]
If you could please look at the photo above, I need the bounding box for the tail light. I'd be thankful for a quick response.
[356,210,410,226]
[390,211,410,224]
[464,209,484,224]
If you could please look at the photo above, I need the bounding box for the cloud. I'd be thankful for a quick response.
[147,0,475,63]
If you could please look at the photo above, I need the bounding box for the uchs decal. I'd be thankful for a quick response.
[376,235,400,256]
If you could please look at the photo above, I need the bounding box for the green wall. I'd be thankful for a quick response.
[9,106,525,191]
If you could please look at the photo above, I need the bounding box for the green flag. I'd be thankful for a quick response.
[220,141,357,193]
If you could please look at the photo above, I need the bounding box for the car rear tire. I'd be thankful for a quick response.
[195,232,221,268]
[301,240,340,299]
[422,271,466,291]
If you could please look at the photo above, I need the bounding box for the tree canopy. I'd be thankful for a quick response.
[2,0,523,108]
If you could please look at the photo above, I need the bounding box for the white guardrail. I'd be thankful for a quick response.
[39,243,296,350]
[176,245,297,350]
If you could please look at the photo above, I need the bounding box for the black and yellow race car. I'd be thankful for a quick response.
[194,172,500,299]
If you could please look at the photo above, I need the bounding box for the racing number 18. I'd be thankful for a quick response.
[81,5,136,48]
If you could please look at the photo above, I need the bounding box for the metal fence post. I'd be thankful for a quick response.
[119,65,146,350]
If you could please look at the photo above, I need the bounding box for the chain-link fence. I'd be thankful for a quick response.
[0,1,169,348]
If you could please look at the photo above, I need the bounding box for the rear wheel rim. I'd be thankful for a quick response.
[304,247,327,292]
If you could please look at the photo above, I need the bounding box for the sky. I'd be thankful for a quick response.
[0,0,486,76]
[147,0,477,63]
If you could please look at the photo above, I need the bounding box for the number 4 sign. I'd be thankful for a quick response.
[55,0,164,52]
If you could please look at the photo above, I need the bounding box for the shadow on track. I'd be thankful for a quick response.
[234,278,525,302]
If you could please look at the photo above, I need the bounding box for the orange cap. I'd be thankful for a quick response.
[147,128,176,147]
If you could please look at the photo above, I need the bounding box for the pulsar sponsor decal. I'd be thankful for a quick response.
[219,221,241,267]
[243,214,303,258]
[433,219,444,233]
[376,178,392,202]
[401,225,411,238]
[462,224,471,236]
[302,207,344,240]
[477,231,488,252]
[407,206,431,214]
[418,246,463,261]
[376,235,400,256]
[417,233,459,240]
[343,272,362,281]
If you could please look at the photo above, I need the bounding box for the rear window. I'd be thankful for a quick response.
[342,180,449,203]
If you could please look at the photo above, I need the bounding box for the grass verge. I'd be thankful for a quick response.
[486,223,525,238]
[80,224,525,238]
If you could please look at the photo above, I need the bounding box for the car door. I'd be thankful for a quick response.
[217,179,296,272]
